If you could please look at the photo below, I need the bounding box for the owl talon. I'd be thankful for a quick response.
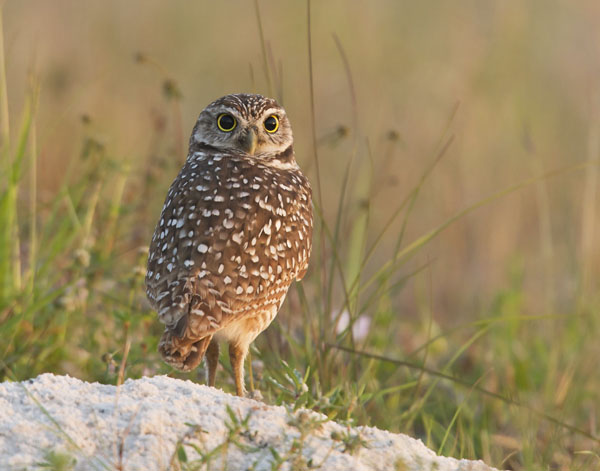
[246,389,263,401]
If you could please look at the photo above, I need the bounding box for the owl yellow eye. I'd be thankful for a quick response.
[217,113,236,132]
[263,115,279,133]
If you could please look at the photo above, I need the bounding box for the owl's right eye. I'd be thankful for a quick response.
[217,114,237,132]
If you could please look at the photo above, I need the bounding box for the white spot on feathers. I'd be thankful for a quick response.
[232,232,243,244]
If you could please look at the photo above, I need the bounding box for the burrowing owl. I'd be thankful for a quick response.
[145,93,313,396]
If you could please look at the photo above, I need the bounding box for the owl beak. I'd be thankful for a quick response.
[240,127,258,155]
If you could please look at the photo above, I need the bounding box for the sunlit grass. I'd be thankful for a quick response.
[1,3,600,470]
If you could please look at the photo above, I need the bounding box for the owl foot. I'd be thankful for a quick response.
[246,389,264,401]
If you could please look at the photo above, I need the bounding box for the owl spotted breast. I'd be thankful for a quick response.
[145,93,313,396]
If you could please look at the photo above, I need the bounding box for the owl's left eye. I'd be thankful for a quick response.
[217,113,237,132]
[263,115,279,133]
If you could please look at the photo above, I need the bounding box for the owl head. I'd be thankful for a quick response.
[190,94,294,160]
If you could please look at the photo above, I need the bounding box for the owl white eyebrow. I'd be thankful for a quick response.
[261,108,282,118]
[220,107,243,117]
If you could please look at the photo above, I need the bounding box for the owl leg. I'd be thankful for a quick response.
[205,340,219,387]
[228,342,248,397]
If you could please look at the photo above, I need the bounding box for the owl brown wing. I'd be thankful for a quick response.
[146,152,249,335]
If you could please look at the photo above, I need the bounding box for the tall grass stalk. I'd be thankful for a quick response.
[253,0,273,98]
[580,92,600,302]
[0,8,8,144]
[0,51,37,304]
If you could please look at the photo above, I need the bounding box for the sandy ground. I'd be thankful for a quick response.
[0,374,500,470]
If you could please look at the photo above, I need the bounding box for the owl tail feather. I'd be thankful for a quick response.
[158,328,213,372]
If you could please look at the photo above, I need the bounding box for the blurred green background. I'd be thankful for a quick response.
[2,1,600,469]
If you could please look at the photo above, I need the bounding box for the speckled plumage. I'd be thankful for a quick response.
[145,94,312,396]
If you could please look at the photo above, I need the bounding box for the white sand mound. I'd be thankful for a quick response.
[0,374,500,470]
